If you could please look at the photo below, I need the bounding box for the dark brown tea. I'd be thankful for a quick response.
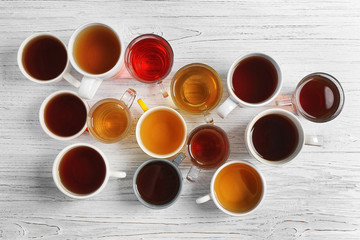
[298,74,342,122]
[251,114,299,161]
[136,161,180,205]
[73,25,121,74]
[187,125,229,169]
[44,93,87,137]
[59,146,106,195]
[232,56,278,103]
[22,35,67,80]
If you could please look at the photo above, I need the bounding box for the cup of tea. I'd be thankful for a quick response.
[39,90,89,140]
[18,33,80,87]
[133,153,186,209]
[87,88,136,143]
[53,143,126,199]
[216,53,282,118]
[245,108,323,166]
[170,63,223,123]
[136,100,187,159]
[68,23,123,99]
[196,161,266,216]
[125,34,173,98]
[186,124,229,182]
[276,72,345,123]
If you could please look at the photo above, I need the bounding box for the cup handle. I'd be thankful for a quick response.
[120,88,137,108]
[216,97,238,119]
[157,81,169,98]
[305,135,323,146]
[63,72,81,88]
[79,76,103,99]
[203,112,214,124]
[186,165,201,182]
[109,170,126,179]
[137,99,149,112]
[173,152,186,167]
[276,94,293,107]
[196,193,211,204]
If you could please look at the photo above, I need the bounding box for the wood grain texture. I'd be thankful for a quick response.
[1,0,360,239]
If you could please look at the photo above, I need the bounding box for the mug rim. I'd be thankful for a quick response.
[244,108,305,166]
[226,53,283,107]
[17,32,70,84]
[170,62,223,114]
[135,106,187,159]
[86,97,132,143]
[294,72,345,123]
[39,90,89,141]
[125,33,174,83]
[68,22,123,79]
[133,158,183,209]
[52,143,110,199]
[210,160,266,216]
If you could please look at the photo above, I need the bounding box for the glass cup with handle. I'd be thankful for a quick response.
[170,63,223,124]
[18,32,80,87]
[276,72,345,123]
[68,22,124,99]
[216,53,282,118]
[125,34,174,98]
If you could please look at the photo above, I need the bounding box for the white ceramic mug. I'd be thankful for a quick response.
[216,53,282,118]
[196,160,266,216]
[39,90,89,141]
[53,143,126,199]
[245,108,323,166]
[136,103,187,159]
[18,33,80,87]
[68,23,124,99]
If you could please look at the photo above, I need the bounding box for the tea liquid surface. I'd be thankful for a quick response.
[298,74,341,121]
[140,110,185,155]
[23,35,67,80]
[188,125,229,168]
[251,114,299,161]
[74,25,120,74]
[136,161,180,205]
[214,163,263,213]
[44,93,87,137]
[127,37,172,82]
[171,64,222,113]
[59,146,106,195]
[232,56,278,103]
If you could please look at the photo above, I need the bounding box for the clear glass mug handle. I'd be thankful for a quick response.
[186,165,201,182]
[120,88,137,108]
[157,81,169,98]
[276,94,293,107]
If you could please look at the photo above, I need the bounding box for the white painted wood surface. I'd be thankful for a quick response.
[1,0,360,239]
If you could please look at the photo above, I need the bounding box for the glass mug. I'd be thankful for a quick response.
[276,72,345,123]
[216,53,282,118]
[245,108,323,166]
[18,33,80,87]
[136,100,187,158]
[186,124,230,182]
[133,153,186,209]
[196,161,266,216]
[87,88,136,143]
[39,90,89,140]
[125,34,174,98]
[53,143,126,199]
[171,63,223,123]
[68,22,124,99]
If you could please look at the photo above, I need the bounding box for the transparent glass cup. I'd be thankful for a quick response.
[170,63,223,124]
[125,34,174,98]
[87,88,136,143]
[276,72,344,123]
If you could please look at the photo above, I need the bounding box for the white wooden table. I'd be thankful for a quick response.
[1,0,359,239]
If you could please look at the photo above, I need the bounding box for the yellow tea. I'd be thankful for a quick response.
[88,99,131,143]
[214,163,263,213]
[140,109,185,155]
[171,63,222,113]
